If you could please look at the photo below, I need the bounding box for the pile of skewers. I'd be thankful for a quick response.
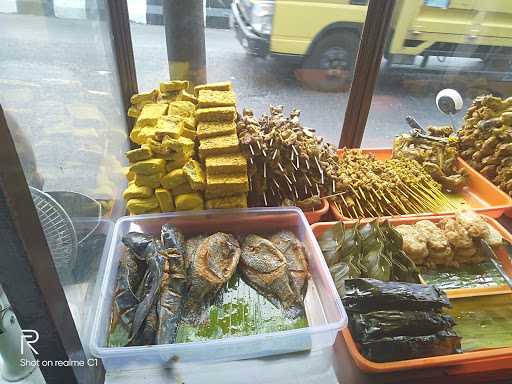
[329,150,457,219]
[237,106,340,208]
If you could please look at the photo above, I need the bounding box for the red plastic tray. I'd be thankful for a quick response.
[330,148,512,221]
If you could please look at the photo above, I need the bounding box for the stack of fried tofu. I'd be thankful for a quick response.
[123,80,206,214]
[194,82,249,209]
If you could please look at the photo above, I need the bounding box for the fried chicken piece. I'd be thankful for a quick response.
[482,224,503,248]
[453,246,477,264]
[394,225,428,265]
[428,247,455,267]
[455,210,490,238]
[414,220,450,252]
[438,218,473,249]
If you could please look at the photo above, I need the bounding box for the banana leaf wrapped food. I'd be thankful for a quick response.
[360,330,462,363]
[350,310,455,342]
[317,221,420,298]
[343,278,450,313]
[343,278,460,362]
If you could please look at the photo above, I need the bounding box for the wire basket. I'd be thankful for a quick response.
[30,187,78,277]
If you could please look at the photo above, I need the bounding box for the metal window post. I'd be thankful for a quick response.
[107,0,139,133]
[163,0,207,85]
[339,0,396,149]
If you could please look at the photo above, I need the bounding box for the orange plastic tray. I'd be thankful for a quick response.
[303,198,329,224]
[330,148,512,221]
[311,214,512,373]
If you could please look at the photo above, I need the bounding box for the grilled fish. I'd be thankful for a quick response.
[161,223,186,255]
[129,241,164,341]
[239,234,304,318]
[110,249,143,341]
[157,225,187,344]
[122,232,154,261]
[183,232,241,321]
[184,234,207,276]
[269,230,309,299]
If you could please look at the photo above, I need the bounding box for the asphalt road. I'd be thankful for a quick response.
[1,13,510,195]
[122,21,512,146]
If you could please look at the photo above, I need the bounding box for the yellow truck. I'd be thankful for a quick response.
[232,0,512,91]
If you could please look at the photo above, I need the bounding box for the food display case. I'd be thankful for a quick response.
[1,0,512,383]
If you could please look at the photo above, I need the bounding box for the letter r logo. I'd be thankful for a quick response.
[21,330,39,355]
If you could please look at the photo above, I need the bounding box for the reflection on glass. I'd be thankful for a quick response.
[127,0,367,144]
[363,0,512,147]
[0,0,125,351]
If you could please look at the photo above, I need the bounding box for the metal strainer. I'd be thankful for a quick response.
[29,187,78,277]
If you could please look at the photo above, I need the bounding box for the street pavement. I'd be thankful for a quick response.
[1,12,510,196]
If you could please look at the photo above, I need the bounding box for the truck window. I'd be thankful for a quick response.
[362,0,512,146]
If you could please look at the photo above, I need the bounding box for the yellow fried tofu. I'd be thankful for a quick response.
[175,192,204,211]
[183,116,196,131]
[123,183,154,200]
[127,106,141,118]
[166,156,190,172]
[197,121,236,139]
[130,89,158,105]
[172,182,194,195]
[156,149,192,162]
[135,173,162,188]
[197,90,236,108]
[199,133,240,159]
[155,115,184,140]
[167,136,195,154]
[177,89,198,104]
[181,127,197,140]
[138,103,168,126]
[126,169,136,182]
[206,194,247,209]
[183,159,206,191]
[195,106,237,122]
[206,174,249,195]
[204,190,241,199]
[125,144,152,162]
[168,101,196,118]
[147,138,171,156]
[126,196,159,214]
[205,153,247,175]
[130,158,166,175]
[157,91,179,104]
[129,124,143,145]
[155,188,175,211]
[160,80,189,93]
[161,168,187,190]
[194,81,232,97]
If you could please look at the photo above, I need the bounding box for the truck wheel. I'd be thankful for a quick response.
[298,32,359,92]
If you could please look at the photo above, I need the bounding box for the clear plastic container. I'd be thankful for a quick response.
[89,207,346,370]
